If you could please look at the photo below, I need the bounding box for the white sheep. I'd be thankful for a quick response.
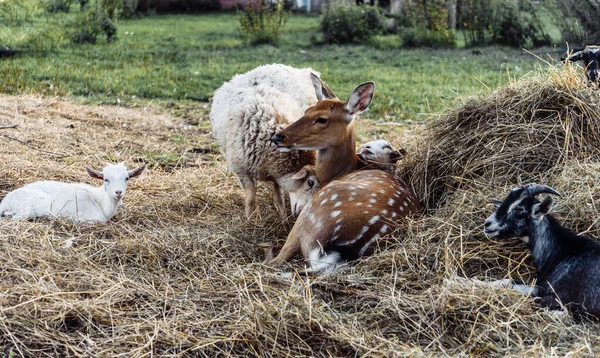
[0,163,146,223]
[210,64,325,218]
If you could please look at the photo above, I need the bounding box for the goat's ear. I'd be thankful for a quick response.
[86,167,104,180]
[345,81,375,116]
[291,167,308,180]
[310,73,337,101]
[128,164,146,179]
[390,148,407,163]
[492,199,503,208]
[532,196,554,219]
[567,51,583,62]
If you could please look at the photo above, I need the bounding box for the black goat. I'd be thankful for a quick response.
[484,183,600,319]
[565,45,600,86]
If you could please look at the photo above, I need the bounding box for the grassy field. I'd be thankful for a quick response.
[0,12,557,120]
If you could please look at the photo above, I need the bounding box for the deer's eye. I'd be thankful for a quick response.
[307,179,315,188]
[314,117,328,125]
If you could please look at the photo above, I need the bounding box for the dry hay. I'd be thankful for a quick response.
[1,70,600,358]
[405,62,600,210]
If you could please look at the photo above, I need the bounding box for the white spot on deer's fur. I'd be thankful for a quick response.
[369,198,377,204]
[388,198,395,206]
[392,211,398,217]
[334,201,342,208]
[370,193,377,197]
[381,209,388,215]
[351,191,357,196]
[331,194,338,201]
[403,201,408,207]
[321,198,328,205]
[380,225,388,234]
[369,215,380,225]
[349,186,357,190]
[379,189,386,194]
[331,210,341,218]
[399,206,404,212]
[356,202,363,206]
[349,196,355,201]
[334,225,342,233]
[336,218,342,224]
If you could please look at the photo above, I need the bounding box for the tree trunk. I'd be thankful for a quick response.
[448,0,457,30]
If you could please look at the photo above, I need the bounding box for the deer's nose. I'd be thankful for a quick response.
[271,134,286,145]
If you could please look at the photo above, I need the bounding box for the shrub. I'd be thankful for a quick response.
[238,0,289,45]
[459,0,551,48]
[549,0,600,45]
[44,0,73,13]
[320,2,385,44]
[69,7,117,44]
[400,27,455,48]
[393,0,455,48]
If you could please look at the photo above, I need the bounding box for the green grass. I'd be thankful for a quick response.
[0,12,556,120]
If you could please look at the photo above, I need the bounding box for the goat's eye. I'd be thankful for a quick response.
[314,117,328,125]
[104,179,109,183]
[125,178,129,181]
[513,206,524,213]
[308,179,315,188]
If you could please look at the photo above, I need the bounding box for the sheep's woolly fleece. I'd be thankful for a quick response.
[210,64,317,184]
[1,66,600,357]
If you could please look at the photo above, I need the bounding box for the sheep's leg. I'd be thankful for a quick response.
[238,174,256,219]
[271,182,286,218]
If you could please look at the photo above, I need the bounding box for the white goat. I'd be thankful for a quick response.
[0,163,146,223]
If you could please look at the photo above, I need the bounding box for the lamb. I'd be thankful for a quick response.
[0,163,146,223]
[211,64,329,218]
[359,139,406,164]
[484,183,600,319]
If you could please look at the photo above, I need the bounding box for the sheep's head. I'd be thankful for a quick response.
[566,46,600,85]
[287,165,320,216]
[359,140,406,164]
[86,163,146,201]
[484,183,560,240]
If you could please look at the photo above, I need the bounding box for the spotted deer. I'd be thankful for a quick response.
[268,75,421,273]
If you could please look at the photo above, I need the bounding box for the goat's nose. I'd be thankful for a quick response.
[365,145,371,149]
[115,190,123,195]
[271,134,286,144]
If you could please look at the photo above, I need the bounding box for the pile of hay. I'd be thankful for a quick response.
[1,66,600,357]
[405,64,600,210]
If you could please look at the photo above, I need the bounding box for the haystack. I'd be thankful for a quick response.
[405,64,600,210]
[2,69,600,357]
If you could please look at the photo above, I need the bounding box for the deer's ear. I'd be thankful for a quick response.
[310,73,337,101]
[345,82,375,116]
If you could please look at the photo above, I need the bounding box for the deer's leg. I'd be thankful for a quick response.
[238,173,256,219]
[267,228,302,267]
[272,182,286,218]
